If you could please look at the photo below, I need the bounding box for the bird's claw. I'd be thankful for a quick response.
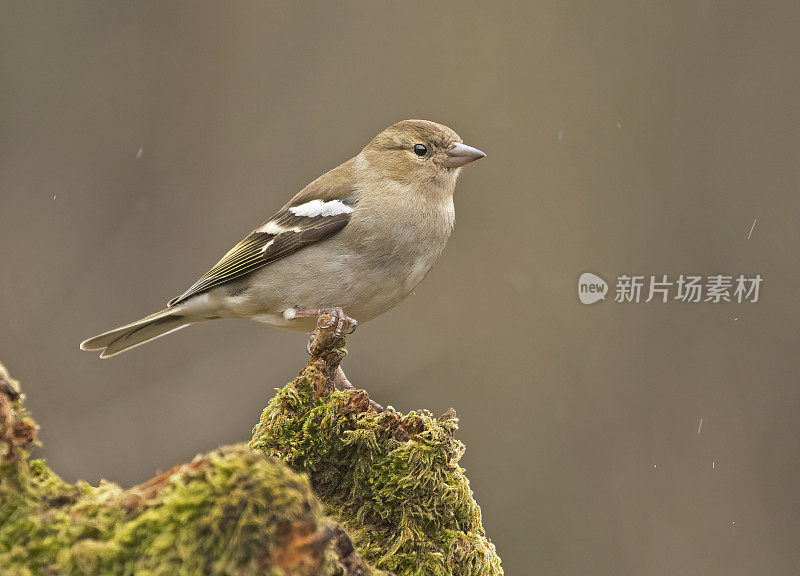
[306,333,314,356]
[320,307,357,339]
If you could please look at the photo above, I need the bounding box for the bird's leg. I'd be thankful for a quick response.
[296,307,383,411]
[293,307,358,338]
[335,366,384,412]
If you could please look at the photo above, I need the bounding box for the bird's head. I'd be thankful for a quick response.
[362,120,485,188]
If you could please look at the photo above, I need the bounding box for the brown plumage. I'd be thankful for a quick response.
[81,120,485,358]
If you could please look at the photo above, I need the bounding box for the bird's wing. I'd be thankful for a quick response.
[168,161,360,307]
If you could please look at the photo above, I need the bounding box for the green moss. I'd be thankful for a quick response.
[250,361,503,576]
[1,313,503,576]
[1,441,349,575]
[3,358,375,575]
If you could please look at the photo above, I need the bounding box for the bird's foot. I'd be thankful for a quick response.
[335,366,384,412]
[295,307,357,339]
[319,307,357,338]
[301,309,379,410]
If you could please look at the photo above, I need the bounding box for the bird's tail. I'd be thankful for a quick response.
[80,308,192,358]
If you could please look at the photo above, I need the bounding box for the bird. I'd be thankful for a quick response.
[81,120,485,396]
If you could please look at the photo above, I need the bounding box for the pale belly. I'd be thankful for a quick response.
[216,235,445,331]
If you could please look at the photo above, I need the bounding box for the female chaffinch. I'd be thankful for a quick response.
[81,120,485,361]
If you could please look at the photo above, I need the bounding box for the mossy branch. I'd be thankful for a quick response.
[0,315,502,576]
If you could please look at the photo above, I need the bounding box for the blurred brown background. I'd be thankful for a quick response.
[2,2,799,574]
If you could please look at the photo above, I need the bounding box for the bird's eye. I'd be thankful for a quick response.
[413,144,428,157]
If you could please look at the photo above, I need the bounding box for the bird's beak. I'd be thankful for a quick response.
[445,142,486,167]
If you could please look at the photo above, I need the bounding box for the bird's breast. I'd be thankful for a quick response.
[234,188,455,327]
